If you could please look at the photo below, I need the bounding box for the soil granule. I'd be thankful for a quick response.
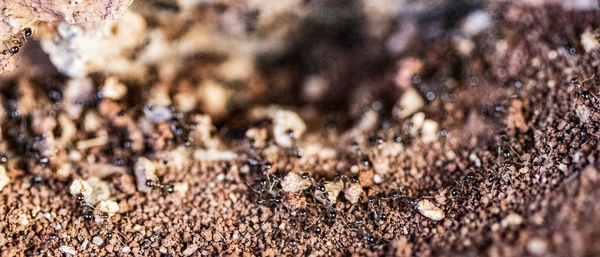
[2,2,600,257]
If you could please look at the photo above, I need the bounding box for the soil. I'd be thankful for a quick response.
[2,2,600,257]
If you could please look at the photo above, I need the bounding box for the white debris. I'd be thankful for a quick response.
[421,119,438,143]
[173,182,189,198]
[344,184,363,204]
[581,30,600,53]
[0,165,10,191]
[373,174,382,184]
[80,239,89,250]
[63,77,94,119]
[502,213,523,227]
[469,153,482,168]
[527,238,548,255]
[97,200,119,216]
[395,88,424,119]
[324,181,343,204]
[576,105,590,123]
[134,157,158,193]
[272,109,306,148]
[281,172,311,193]
[69,178,93,200]
[417,199,445,221]
[101,77,128,100]
[183,244,199,256]
[198,80,232,118]
[92,236,104,245]
[86,177,111,203]
[193,149,238,161]
[59,245,76,255]
[122,246,131,253]
[56,163,72,180]
[461,10,492,37]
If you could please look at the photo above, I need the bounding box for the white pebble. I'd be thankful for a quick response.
[122,246,131,253]
[80,239,89,250]
[0,166,10,191]
[373,174,382,184]
[69,179,93,199]
[281,172,311,193]
[92,236,104,245]
[502,213,523,227]
[98,200,119,216]
[59,245,76,255]
[417,199,445,221]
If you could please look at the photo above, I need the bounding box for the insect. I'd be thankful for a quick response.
[145,179,175,194]
[1,27,34,56]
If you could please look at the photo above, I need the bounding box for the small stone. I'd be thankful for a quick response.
[271,108,306,148]
[519,167,530,174]
[92,236,104,245]
[134,157,158,193]
[502,213,523,227]
[344,184,362,204]
[576,105,590,123]
[417,199,445,221]
[421,119,438,143]
[56,163,72,180]
[183,244,198,256]
[324,181,343,204]
[581,31,600,53]
[395,88,424,119]
[97,200,119,216]
[69,179,93,200]
[122,246,131,253]
[112,173,136,195]
[0,166,10,191]
[173,182,189,197]
[59,245,76,255]
[527,238,548,255]
[101,77,128,100]
[373,174,382,184]
[281,172,311,193]
[80,239,89,250]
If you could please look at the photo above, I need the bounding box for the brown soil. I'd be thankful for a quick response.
[2,2,600,257]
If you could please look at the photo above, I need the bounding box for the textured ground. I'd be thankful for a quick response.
[1,2,600,257]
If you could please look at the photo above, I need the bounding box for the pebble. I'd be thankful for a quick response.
[502,213,523,227]
[97,200,119,216]
[183,244,198,256]
[0,166,10,191]
[417,199,445,221]
[69,179,93,200]
[80,239,89,250]
[59,245,76,255]
[122,246,131,253]
[344,184,362,204]
[396,88,424,119]
[373,174,382,184]
[527,238,548,255]
[92,236,104,245]
[281,172,311,193]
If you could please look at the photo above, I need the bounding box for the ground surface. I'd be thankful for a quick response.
[1,2,600,257]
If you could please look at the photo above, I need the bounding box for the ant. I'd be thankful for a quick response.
[1,27,33,56]
[569,74,600,108]
[145,179,175,194]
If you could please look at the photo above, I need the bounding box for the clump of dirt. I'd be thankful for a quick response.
[2,2,600,257]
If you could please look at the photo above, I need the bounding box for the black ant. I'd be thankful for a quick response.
[145,179,175,194]
[2,27,33,56]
